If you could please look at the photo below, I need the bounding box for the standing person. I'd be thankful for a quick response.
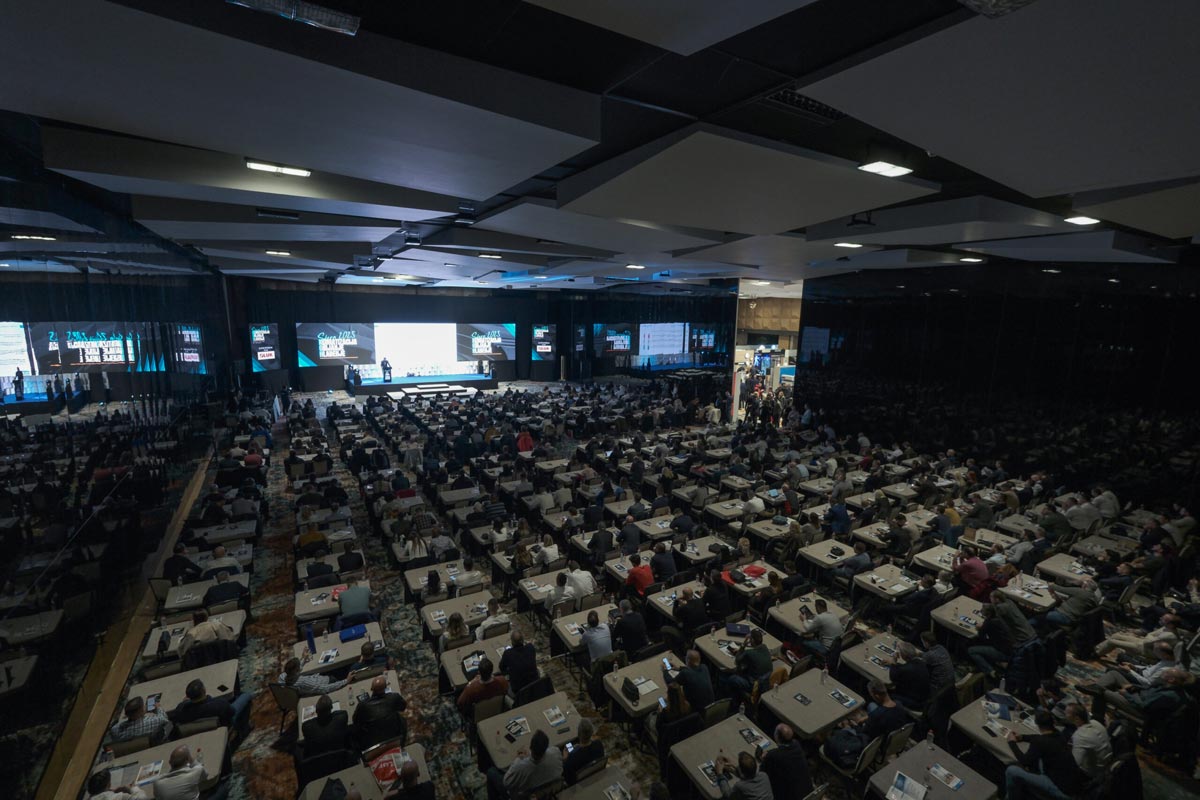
[381,357,393,382]
[12,368,23,401]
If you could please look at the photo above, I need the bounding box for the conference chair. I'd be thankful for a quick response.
[268,683,300,733]
[110,736,152,757]
[513,674,554,706]
[482,621,511,640]
[572,755,609,784]
[176,717,221,738]
[149,578,172,610]
[819,735,885,790]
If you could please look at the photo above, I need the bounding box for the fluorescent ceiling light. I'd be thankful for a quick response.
[11,234,56,241]
[1042,268,1061,274]
[752,281,771,286]
[0,263,10,267]
[245,159,311,177]
[833,242,862,249]
[949,288,960,293]
[959,257,984,263]
[858,160,913,178]
[895,285,906,289]
[475,280,488,284]
[264,250,291,256]
[1107,278,1120,284]
[1064,215,1100,225]
[478,253,503,260]
[443,263,457,267]
[625,264,646,270]
[536,276,549,280]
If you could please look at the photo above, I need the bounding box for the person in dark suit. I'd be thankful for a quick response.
[588,526,615,566]
[674,586,710,633]
[650,542,678,582]
[337,542,365,573]
[201,571,247,608]
[163,543,202,585]
[761,723,814,800]
[703,569,732,621]
[352,676,408,749]
[171,678,254,733]
[385,760,435,800]
[302,695,350,757]
[499,630,539,696]
[887,642,932,709]
[612,600,649,655]
[617,515,642,555]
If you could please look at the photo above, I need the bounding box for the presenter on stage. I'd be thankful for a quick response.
[12,368,23,401]
[381,357,392,383]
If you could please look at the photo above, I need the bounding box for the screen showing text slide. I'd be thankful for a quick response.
[296,323,376,367]
[456,323,516,362]
[531,324,556,361]
[0,321,33,379]
[593,323,633,356]
[638,322,688,356]
[249,323,280,372]
[169,323,206,374]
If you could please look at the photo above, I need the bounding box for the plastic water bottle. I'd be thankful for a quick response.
[820,667,827,685]
[305,623,317,654]
[926,730,935,750]
[999,677,1007,693]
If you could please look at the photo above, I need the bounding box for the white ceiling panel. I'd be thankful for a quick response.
[802,0,1200,197]
[678,234,874,270]
[957,231,1179,263]
[0,207,101,234]
[1075,180,1200,240]
[475,198,720,253]
[559,125,938,236]
[0,0,599,200]
[805,196,1077,246]
[43,127,457,223]
[132,197,403,243]
[525,0,818,55]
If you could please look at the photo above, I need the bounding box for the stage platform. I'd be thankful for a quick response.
[349,373,495,396]
[0,393,59,416]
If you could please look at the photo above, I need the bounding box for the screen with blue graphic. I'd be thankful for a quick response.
[26,322,165,373]
[531,324,556,361]
[249,323,280,372]
[457,323,516,361]
[169,323,206,374]
[593,323,633,356]
[296,322,376,367]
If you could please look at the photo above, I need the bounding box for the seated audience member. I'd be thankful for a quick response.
[201,571,247,608]
[825,681,909,768]
[665,648,715,711]
[109,696,170,745]
[1004,710,1088,800]
[1064,703,1112,773]
[202,545,241,577]
[178,609,238,661]
[439,612,471,654]
[544,571,577,612]
[171,678,253,732]
[714,751,773,800]
[453,556,483,592]
[280,656,348,696]
[337,582,374,627]
[612,599,649,655]
[952,546,989,590]
[163,543,202,585]
[476,598,511,641]
[830,541,873,581]
[384,760,436,800]
[87,770,147,800]
[562,717,605,784]
[798,598,844,657]
[337,541,365,573]
[499,630,539,696]
[720,629,773,705]
[649,541,678,582]
[703,568,733,620]
[919,630,956,696]
[347,640,390,680]
[457,657,509,715]
[966,602,1013,678]
[563,561,597,598]
[152,745,209,800]
[888,642,932,709]
[762,723,814,800]
[487,729,563,800]
[534,534,560,567]
[302,694,350,756]
[579,610,613,664]
[352,675,408,748]
[674,586,710,633]
[1038,577,1100,630]
[1095,612,1181,659]
[624,553,655,597]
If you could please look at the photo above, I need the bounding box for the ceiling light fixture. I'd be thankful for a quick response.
[11,234,56,241]
[625,264,646,270]
[245,159,311,177]
[226,0,360,35]
[265,250,292,256]
[752,281,771,286]
[949,288,960,293]
[858,160,913,178]
[834,242,863,249]
[536,276,549,280]
[896,285,906,289]
[1107,278,1120,284]
[1064,215,1100,225]
[1042,268,1061,274]
[479,253,503,260]
[475,280,488,284]
[959,257,984,263]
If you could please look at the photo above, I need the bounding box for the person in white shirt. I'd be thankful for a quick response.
[202,545,240,576]
[476,598,511,641]
[563,562,597,598]
[87,771,147,800]
[151,745,208,800]
[1064,703,1112,773]
[1005,531,1037,565]
[534,535,560,566]
[1065,498,1101,531]
[544,571,577,611]
[1090,488,1119,519]
[452,556,483,591]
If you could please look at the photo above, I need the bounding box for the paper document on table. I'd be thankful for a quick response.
[885,772,928,800]
[891,583,910,593]
[929,763,964,789]
[634,678,658,695]
[543,705,567,726]
[134,760,164,785]
[565,623,581,636]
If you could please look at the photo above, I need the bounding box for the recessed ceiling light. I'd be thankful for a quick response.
[834,242,863,249]
[478,253,503,260]
[949,288,960,293]
[959,257,984,263]
[625,264,646,270]
[858,160,913,178]
[443,263,457,268]
[1150,285,1158,289]
[0,263,10,267]
[1064,215,1100,225]
[264,250,291,257]
[475,280,488,284]
[1042,268,1061,274]
[245,159,311,177]
[1107,278,1120,284]
[11,234,56,241]
[536,276,549,280]
[752,281,771,286]
[895,285,906,289]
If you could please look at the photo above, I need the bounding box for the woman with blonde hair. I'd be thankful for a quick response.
[438,611,469,653]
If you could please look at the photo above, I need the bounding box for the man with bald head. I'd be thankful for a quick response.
[384,760,434,799]
[352,674,408,749]
[761,722,813,799]
[152,745,209,800]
